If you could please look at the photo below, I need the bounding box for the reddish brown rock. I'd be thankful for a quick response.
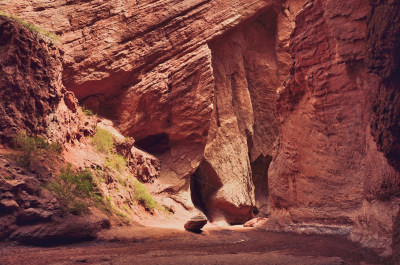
[0,199,19,212]
[130,148,160,183]
[265,0,400,256]
[10,215,110,245]
[184,214,208,231]
[0,15,92,145]
[0,16,62,141]
[367,0,400,174]
[190,6,295,224]
[0,1,285,219]
[1,0,399,258]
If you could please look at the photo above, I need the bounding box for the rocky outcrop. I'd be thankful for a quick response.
[0,15,161,244]
[10,215,110,245]
[1,0,400,257]
[0,16,63,141]
[191,7,284,223]
[0,1,285,219]
[366,0,400,259]
[367,0,400,174]
[264,0,400,256]
[194,0,307,224]
[0,15,94,145]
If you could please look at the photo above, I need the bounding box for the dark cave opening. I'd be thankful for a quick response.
[251,155,272,217]
[190,160,224,221]
[134,133,171,155]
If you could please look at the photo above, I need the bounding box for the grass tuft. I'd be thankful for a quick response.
[46,164,97,215]
[134,179,157,211]
[104,154,127,173]
[81,105,95,116]
[0,11,60,42]
[12,131,62,169]
[92,128,114,154]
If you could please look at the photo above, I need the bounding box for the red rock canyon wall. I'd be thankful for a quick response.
[265,0,400,256]
[1,0,400,257]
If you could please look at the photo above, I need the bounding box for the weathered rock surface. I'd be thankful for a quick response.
[0,16,62,141]
[0,16,160,244]
[0,15,94,145]
[184,214,208,231]
[367,0,400,174]
[190,3,303,223]
[0,0,284,219]
[265,0,400,256]
[11,215,110,245]
[1,0,400,259]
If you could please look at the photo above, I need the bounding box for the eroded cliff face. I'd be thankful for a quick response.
[1,0,400,258]
[0,0,285,211]
[265,0,400,256]
[0,15,88,145]
[192,6,292,223]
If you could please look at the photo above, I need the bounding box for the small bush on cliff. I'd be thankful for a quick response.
[134,179,157,211]
[81,105,95,116]
[0,11,60,42]
[12,132,62,169]
[104,154,127,173]
[47,164,96,215]
[92,128,114,154]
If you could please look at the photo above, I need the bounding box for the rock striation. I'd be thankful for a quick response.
[0,16,161,244]
[264,0,400,256]
[1,0,400,258]
[0,1,285,219]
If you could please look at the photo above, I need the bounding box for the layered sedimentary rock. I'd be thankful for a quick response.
[0,15,92,145]
[0,16,164,244]
[0,0,285,217]
[366,0,400,260]
[265,0,400,255]
[191,7,288,223]
[0,17,110,242]
[0,16,63,140]
[2,0,400,257]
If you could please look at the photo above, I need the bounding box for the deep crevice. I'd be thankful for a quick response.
[134,133,170,155]
[251,155,272,217]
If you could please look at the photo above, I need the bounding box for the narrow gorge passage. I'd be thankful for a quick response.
[190,7,282,224]
[0,0,399,264]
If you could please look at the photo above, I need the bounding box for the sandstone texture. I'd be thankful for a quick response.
[0,16,63,141]
[265,0,400,256]
[0,17,163,244]
[1,0,400,259]
[0,1,285,220]
[0,15,95,145]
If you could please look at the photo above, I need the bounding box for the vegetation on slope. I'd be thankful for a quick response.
[0,11,60,42]
[12,131,62,169]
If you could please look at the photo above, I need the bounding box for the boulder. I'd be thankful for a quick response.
[17,208,53,225]
[11,215,110,245]
[184,215,208,231]
[0,199,19,212]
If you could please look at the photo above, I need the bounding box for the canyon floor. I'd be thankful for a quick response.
[0,225,388,265]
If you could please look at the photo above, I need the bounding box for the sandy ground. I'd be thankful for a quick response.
[0,225,388,265]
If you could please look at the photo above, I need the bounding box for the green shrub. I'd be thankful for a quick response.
[12,132,61,168]
[94,194,112,215]
[0,11,60,42]
[46,164,96,215]
[104,154,127,173]
[123,205,131,212]
[115,209,127,218]
[48,141,63,153]
[134,179,157,211]
[92,128,114,154]
[81,105,95,116]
